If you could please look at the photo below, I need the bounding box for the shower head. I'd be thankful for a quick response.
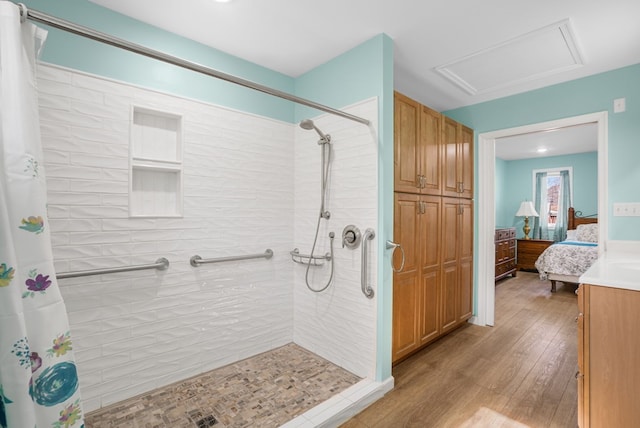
[299,119,330,142]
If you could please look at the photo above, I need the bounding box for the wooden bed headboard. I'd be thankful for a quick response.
[568,207,598,230]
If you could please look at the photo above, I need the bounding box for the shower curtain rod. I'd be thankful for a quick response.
[20,5,371,126]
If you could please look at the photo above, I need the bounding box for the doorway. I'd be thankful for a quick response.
[473,112,608,326]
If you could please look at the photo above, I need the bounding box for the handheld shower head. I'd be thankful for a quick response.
[299,119,330,142]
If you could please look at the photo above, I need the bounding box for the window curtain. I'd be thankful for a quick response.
[0,3,84,428]
[553,170,571,242]
[533,172,548,239]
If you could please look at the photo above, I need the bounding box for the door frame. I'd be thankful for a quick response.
[474,111,608,326]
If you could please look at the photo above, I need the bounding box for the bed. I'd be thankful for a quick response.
[534,207,599,292]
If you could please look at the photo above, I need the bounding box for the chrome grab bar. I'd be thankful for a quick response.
[56,257,169,279]
[386,240,405,273]
[190,249,273,267]
[361,228,376,299]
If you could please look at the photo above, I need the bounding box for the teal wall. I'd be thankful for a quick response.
[445,63,639,318]
[445,63,640,241]
[497,152,598,239]
[19,1,395,382]
[295,34,395,382]
[22,0,295,122]
[295,35,389,122]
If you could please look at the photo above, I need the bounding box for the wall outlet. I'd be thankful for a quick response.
[613,202,640,216]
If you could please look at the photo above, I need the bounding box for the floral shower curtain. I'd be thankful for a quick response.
[0,3,84,428]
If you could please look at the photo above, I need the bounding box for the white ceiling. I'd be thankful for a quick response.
[88,0,640,112]
[495,122,598,161]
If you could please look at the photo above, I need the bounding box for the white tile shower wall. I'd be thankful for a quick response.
[293,99,379,379]
[38,64,295,412]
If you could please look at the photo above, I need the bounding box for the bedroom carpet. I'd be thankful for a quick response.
[342,271,578,428]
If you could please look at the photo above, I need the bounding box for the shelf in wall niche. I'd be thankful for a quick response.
[131,107,182,162]
[130,166,182,218]
[130,106,183,218]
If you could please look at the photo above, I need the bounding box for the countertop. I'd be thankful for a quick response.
[579,241,640,291]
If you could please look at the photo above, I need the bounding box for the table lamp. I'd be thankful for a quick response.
[516,201,539,240]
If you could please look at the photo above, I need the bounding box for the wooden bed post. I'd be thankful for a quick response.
[568,207,576,231]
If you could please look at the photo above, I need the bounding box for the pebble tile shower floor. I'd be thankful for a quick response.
[85,343,361,427]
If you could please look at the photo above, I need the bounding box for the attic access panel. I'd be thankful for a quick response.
[435,19,584,95]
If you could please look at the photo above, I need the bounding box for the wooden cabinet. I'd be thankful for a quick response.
[392,193,441,362]
[394,92,442,195]
[392,92,474,364]
[577,284,640,427]
[495,227,516,281]
[392,193,473,362]
[516,239,554,271]
[442,116,473,199]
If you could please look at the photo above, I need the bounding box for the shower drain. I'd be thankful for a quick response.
[187,410,218,427]
[195,415,218,427]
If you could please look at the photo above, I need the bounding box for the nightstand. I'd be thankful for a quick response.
[517,239,554,271]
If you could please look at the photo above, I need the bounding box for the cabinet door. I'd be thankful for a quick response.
[440,198,459,332]
[393,274,420,361]
[442,117,474,198]
[577,285,587,428]
[420,106,442,195]
[588,285,640,427]
[442,116,459,197]
[419,195,441,344]
[458,199,473,322]
[459,124,474,199]
[392,193,421,362]
[394,92,421,193]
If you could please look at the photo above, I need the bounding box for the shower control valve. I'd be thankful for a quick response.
[342,225,362,249]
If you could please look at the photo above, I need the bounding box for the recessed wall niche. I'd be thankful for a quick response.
[129,106,183,217]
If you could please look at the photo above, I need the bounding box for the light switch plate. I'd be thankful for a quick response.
[613,202,640,216]
[614,98,626,113]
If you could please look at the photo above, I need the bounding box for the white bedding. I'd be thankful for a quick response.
[535,240,599,281]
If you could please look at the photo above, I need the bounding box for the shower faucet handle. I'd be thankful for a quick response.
[342,225,361,249]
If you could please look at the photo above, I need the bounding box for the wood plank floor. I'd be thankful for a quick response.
[341,272,579,428]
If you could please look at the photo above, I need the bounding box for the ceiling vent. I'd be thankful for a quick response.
[435,19,584,95]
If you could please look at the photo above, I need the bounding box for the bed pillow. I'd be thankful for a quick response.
[576,224,598,242]
[566,229,577,241]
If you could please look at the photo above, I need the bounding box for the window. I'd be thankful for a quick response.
[545,173,561,229]
[532,167,572,239]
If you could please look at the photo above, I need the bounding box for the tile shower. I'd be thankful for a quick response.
[37,63,380,421]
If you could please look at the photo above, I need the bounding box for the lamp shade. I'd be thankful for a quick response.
[516,201,539,217]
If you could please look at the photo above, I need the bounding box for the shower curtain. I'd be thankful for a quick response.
[0,3,84,428]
